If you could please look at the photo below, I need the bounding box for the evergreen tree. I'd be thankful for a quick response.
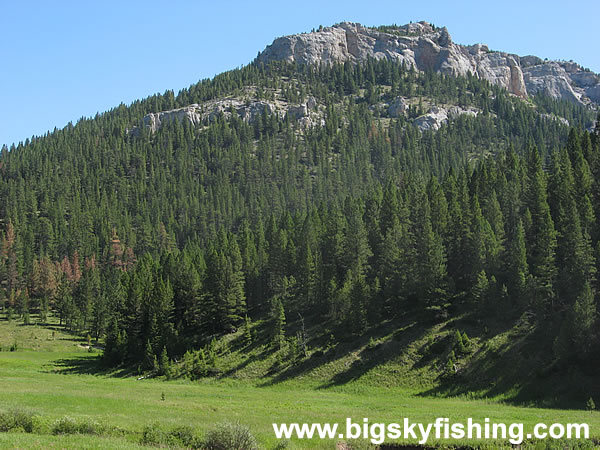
[505,220,529,302]
[271,297,286,350]
[524,146,557,309]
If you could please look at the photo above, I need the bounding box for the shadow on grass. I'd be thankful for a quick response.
[256,310,434,389]
[315,319,432,390]
[44,355,138,378]
[416,316,600,409]
[11,319,93,346]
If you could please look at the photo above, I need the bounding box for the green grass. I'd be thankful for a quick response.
[0,318,599,449]
[0,317,90,353]
[0,432,148,449]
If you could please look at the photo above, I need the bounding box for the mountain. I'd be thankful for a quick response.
[257,21,600,106]
[1,21,600,406]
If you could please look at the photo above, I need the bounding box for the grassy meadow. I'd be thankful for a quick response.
[0,317,599,449]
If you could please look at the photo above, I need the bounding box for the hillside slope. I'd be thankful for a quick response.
[0,24,599,407]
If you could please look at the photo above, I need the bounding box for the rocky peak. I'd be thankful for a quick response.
[257,22,600,107]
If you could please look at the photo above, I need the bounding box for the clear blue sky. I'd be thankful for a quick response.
[1,0,598,148]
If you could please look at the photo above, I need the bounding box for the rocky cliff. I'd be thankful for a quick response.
[257,22,600,106]
[140,96,323,133]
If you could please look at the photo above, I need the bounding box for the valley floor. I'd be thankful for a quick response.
[0,319,598,449]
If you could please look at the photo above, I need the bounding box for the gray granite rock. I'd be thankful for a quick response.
[412,105,480,131]
[258,22,600,106]
[388,97,409,117]
[414,106,449,131]
[523,62,582,104]
[143,105,203,133]
[142,97,323,133]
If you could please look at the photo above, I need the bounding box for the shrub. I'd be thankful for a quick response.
[0,409,36,433]
[158,347,170,376]
[454,330,465,354]
[286,336,300,361]
[140,423,201,447]
[346,439,377,449]
[169,425,201,447]
[271,439,289,449]
[445,350,456,376]
[587,397,596,412]
[77,418,105,435]
[140,423,166,446]
[203,421,258,450]
[52,417,78,435]
[461,331,472,352]
[51,416,105,435]
[366,337,378,351]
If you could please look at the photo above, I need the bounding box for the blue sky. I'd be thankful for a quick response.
[1,0,598,148]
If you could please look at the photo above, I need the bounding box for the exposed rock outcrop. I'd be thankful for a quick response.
[257,22,600,107]
[143,105,203,133]
[412,105,480,131]
[388,97,409,118]
[143,100,278,132]
[540,113,570,127]
[414,106,449,131]
[523,62,582,104]
[141,97,323,133]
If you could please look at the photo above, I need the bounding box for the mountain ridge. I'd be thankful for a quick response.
[257,21,600,107]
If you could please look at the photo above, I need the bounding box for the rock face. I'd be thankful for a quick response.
[143,100,277,132]
[413,106,449,131]
[388,97,409,117]
[257,22,600,106]
[142,97,323,133]
[540,113,570,127]
[412,105,480,131]
[143,105,204,133]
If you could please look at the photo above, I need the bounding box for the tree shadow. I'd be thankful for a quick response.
[258,311,433,388]
[415,317,600,409]
[220,344,273,378]
[316,319,432,389]
[44,355,138,378]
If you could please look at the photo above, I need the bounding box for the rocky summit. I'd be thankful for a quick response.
[257,21,600,107]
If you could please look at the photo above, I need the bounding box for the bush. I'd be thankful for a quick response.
[0,409,36,433]
[140,423,201,447]
[587,397,596,412]
[169,425,201,447]
[140,423,166,446]
[203,421,258,450]
[271,440,289,449]
[366,337,380,351]
[346,439,378,449]
[52,416,105,435]
[52,417,79,435]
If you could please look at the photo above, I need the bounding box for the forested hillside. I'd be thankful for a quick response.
[1,58,599,402]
